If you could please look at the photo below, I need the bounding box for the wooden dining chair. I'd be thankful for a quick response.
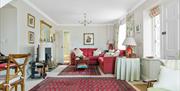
[0,54,30,91]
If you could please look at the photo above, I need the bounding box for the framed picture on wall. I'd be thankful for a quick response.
[27,13,35,28]
[40,20,52,42]
[83,33,94,45]
[28,31,34,44]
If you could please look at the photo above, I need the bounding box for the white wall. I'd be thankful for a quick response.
[57,25,114,63]
[0,0,57,78]
[124,0,163,57]
[124,0,180,59]
[0,5,18,55]
[0,0,13,8]
[9,0,56,55]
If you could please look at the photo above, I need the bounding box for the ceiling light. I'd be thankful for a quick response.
[79,13,92,26]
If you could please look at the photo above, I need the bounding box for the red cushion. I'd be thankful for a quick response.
[119,50,125,56]
[0,63,16,70]
[80,48,88,57]
[87,48,97,56]
[80,48,97,57]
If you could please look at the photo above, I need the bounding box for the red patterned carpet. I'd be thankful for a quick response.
[29,77,137,91]
[58,65,101,75]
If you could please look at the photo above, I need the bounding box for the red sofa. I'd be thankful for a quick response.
[71,48,99,65]
[98,50,125,74]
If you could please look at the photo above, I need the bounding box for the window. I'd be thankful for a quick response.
[152,14,161,58]
[118,23,126,50]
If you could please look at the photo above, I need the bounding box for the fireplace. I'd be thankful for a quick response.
[45,48,51,64]
[39,43,53,61]
[39,43,56,70]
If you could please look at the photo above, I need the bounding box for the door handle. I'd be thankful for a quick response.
[162,32,166,35]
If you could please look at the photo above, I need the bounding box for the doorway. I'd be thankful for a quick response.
[63,32,70,64]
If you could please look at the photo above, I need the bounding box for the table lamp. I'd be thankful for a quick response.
[123,37,137,58]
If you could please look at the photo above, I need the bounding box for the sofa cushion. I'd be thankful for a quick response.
[73,48,84,57]
[93,49,102,56]
[113,50,120,56]
[104,52,114,57]
[80,48,88,57]
[154,67,180,91]
[87,48,97,56]
[89,56,99,60]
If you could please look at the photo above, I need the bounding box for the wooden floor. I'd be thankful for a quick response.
[133,84,148,91]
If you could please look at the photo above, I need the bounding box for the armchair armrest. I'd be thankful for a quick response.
[102,57,116,63]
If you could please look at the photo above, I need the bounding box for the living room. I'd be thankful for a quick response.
[0,0,180,91]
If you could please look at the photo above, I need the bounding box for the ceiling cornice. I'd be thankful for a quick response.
[22,0,59,26]
[117,0,146,23]
[128,0,146,13]
[58,24,114,27]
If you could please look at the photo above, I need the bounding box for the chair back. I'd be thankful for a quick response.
[8,54,31,78]
[160,59,180,70]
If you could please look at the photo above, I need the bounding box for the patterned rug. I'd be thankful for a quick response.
[29,77,137,91]
[58,65,101,75]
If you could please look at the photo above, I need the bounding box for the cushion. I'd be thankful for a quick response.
[104,52,114,57]
[93,49,102,56]
[73,48,84,57]
[160,59,180,70]
[87,48,97,56]
[153,67,180,91]
[80,48,88,56]
[148,88,170,91]
[113,50,120,57]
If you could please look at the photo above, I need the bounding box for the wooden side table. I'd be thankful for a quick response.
[115,57,140,81]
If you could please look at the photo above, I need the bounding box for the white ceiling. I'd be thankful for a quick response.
[29,0,145,25]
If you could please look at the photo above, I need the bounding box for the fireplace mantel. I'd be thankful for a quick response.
[39,43,53,61]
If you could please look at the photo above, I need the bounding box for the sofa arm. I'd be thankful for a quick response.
[70,52,76,65]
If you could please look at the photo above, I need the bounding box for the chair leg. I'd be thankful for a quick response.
[21,81,24,91]
[5,85,9,91]
[15,84,18,91]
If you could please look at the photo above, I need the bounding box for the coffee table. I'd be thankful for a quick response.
[75,57,89,70]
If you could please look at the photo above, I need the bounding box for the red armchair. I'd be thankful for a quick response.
[98,57,116,74]
[98,50,125,74]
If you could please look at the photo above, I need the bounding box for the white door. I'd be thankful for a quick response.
[63,32,71,64]
[162,0,179,59]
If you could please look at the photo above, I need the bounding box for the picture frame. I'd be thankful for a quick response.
[28,31,34,44]
[83,33,94,45]
[40,20,52,42]
[27,13,35,28]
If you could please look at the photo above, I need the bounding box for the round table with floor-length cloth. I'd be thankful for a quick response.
[115,57,140,81]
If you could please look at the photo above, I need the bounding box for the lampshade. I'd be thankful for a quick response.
[123,37,137,46]
[107,40,114,44]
